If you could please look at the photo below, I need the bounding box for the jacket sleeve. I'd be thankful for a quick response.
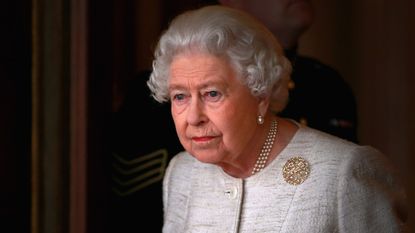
[162,152,192,233]
[336,146,408,233]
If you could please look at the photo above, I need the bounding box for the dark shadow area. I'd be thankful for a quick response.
[0,1,32,232]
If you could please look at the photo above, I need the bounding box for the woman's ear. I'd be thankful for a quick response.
[258,96,270,117]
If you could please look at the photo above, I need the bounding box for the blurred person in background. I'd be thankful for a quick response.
[217,0,358,143]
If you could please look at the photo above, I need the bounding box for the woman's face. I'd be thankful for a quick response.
[169,52,264,165]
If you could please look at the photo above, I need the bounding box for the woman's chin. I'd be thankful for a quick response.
[192,151,221,164]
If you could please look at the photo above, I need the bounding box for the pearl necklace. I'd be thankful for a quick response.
[251,119,278,175]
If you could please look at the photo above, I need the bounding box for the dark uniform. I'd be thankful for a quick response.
[110,70,183,233]
[280,48,358,143]
[109,49,358,232]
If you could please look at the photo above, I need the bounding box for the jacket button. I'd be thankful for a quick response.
[224,186,237,199]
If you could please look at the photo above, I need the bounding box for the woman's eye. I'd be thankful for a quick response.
[173,93,186,101]
[208,91,218,97]
[204,90,221,101]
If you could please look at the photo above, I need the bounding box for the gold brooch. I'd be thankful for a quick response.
[282,157,310,185]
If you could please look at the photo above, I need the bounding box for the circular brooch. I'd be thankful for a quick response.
[282,157,310,185]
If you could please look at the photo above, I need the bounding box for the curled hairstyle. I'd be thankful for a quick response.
[147,5,292,113]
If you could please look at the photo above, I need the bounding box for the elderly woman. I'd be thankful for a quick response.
[147,5,407,233]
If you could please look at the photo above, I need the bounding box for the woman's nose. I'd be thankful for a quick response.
[186,98,207,126]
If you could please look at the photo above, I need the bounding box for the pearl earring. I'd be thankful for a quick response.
[257,115,264,125]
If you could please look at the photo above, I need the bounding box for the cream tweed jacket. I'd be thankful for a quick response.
[162,125,407,233]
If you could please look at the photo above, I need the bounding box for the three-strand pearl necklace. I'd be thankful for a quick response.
[251,119,278,175]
